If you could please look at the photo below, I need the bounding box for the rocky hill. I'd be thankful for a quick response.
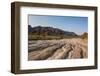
[28,25,78,37]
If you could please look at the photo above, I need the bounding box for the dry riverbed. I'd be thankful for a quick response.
[28,38,88,60]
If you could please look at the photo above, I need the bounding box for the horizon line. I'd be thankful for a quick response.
[28,25,87,35]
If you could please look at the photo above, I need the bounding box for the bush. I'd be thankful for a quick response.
[81,32,88,39]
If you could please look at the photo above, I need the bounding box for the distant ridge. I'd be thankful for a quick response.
[28,25,78,36]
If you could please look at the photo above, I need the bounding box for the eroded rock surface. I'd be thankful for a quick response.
[28,38,88,60]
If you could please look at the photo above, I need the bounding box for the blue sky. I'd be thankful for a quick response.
[28,15,88,35]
